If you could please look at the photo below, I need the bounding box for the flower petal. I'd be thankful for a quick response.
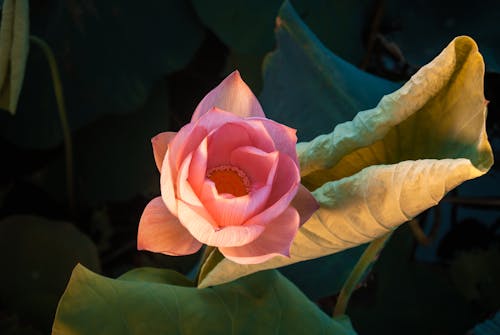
[248,118,298,164]
[197,147,277,227]
[177,200,265,247]
[137,197,202,256]
[177,152,204,208]
[151,132,177,171]
[167,122,207,172]
[290,184,319,226]
[230,146,279,188]
[188,137,209,197]
[206,122,252,169]
[192,71,265,121]
[219,206,300,264]
[160,152,178,216]
[203,186,272,228]
[244,152,300,227]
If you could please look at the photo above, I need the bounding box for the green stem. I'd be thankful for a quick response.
[195,245,216,284]
[333,233,392,317]
[29,35,75,214]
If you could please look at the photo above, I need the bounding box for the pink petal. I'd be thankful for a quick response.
[206,122,253,169]
[291,184,319,226]
[177,200,266,247]
[230,146,279,188]
[151,132,177,171]
[193,108,275,155]
[137,197,202,256]
[191,71,265,121]
[203,185,272,227]
[160,152,178,216]
[177,152,204,208]
[197,147,278,227]
[167,123,207,172]
[219,206,300,264]
[244,152,300,227]
[248,118,298,164]
[188,137,209,197]
[195,107,244,133]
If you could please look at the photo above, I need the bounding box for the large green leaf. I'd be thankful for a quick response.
[0,215,100,333]
[191,0,280,55]
[52,265,357,335]
[0,0,29,114]
[0,0,203,148]
[198,11,493,287]
[191,0,371,64]
[259,1,399,140]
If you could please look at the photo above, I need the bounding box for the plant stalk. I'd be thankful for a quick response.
[333,232,392,317]
[29,35,75,214]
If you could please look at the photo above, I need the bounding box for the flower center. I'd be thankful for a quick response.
[207,165,250,197]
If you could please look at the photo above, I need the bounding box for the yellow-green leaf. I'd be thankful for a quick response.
[199,36,493,288]
[0,0,29,114]
[52,265,357,335]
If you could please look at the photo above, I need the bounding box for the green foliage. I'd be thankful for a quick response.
[260,1,399,140]
[0,0,29,114]
[279,245,366,301]
[191,0,371,64]
[197,3,492,293]
[0,0,204,148]
[0,215,100,333]
[191,0,374,97]
[384,0,500,72]
[348,226,480,335]
[53,265,357,335]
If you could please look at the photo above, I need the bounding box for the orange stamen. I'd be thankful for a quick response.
[207,165,250,197]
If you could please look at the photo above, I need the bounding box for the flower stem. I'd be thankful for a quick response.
[29,35,75,215]
[333,232,392,317]
[195,245,216,285]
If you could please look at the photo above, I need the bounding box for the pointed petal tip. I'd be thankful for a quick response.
[229,69,241,78]
[192,70,265,121]
[151,132,177,171]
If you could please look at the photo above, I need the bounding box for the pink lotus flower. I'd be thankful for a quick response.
[137,71,318,264]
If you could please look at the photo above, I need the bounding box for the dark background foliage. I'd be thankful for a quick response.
[0,0,499,334]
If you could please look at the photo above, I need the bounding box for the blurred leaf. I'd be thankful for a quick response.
[449,246,500,310]
[191,0,280,55]
[0,0,29,114]
[53,265,357,335]
[348,226,479,335]
[38,79,170,204]
[0,215,100,333]
[0,0,204,148]
[198,5,492,288]
[279,245,366,301]
[260,1,399,140]
[384,0,500,72]
[470,312,500,335]
[191,0,370,64]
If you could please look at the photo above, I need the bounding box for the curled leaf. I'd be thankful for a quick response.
[199,29,493,287]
